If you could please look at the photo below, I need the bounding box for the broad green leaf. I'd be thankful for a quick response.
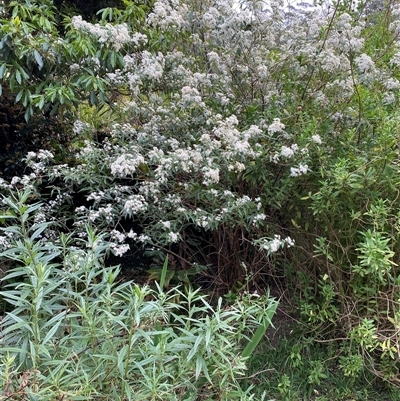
[34,49,44,70]
[15,89,23,103]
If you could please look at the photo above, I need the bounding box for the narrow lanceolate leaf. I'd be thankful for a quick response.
[0,214,15,220]
[159,255,169,289]
[15,70,22,84]
[15,89,24,103]
[42,318,63,346]
[117,344,128,376]
[30,221,51,240]
[242,301,278,359]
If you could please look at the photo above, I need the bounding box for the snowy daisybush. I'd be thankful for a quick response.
[8,0,315,282]
[6,0,400,288]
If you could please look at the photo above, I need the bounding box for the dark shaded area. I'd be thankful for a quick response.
[54,0,124,20]
[0,88,71,180]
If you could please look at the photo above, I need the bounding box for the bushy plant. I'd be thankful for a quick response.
[0,188,277,400]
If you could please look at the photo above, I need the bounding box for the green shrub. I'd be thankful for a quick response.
[0,188,278,400]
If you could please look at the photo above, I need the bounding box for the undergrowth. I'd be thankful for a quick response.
[247,333,400,401]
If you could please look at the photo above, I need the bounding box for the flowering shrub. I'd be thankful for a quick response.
[4,0,400,388]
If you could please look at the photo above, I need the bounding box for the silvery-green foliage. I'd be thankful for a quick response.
[0,189,278,400]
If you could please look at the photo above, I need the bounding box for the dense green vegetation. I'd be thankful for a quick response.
[2,0,400,399]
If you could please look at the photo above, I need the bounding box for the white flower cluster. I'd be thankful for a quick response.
[111,244,130,257]
[109,229,130,257]
[31,0,400,265]
[181,86,204,105]
[331,13,364,54]
[311,134,322,145]
[212,116,261,158]
[87,204,114,223]
[202,167,220,185]
[385,78,400,90]
[268,118,285,134]
[227,161,246,172]
[167,232,180,243]
[290,164,309,177]
[0,178,11,190]
[139,181,161,200]
[147,0,188,30]
[73,120,90,135]
[124,195,148,215]
[110,152,145,177]
[355,53,375,73]
[111,229,126,243]
[280,144,298,158]
[24,150,54,176]
[317,51,344,73]
[202,7,220,29]
[140,51,164,80]
[87,191,105,203]
[257,235,295,254]
[252,213,267,226]
[271,143,309,168]
[0,233,12,251]
[71,16,147,51]
[390,51,400,68]
[26,149,54,161]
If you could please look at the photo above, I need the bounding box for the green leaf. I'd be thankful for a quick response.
[242,300,278,358]
[117,344,128,376]
[42,316,63,345]
[25,202,43,216]
[38,95,45,109]
[110,51,116,68]
[30,222,51,240]
[1,313,34,335]
[22,89,31,107]
[89,90,98,105]
[187,334,203,362]
[195,354,210,382]
[0,64,5,79]
[160,256,169,289]
[0,214,15,220]
[24,104,33,121]
[152,321,163,346]
[15,70,22,84]
[34,50,44,70]
[15,89,23,103]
